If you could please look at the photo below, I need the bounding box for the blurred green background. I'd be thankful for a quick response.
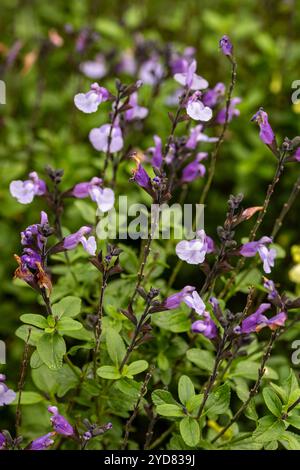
[0,0,300,428]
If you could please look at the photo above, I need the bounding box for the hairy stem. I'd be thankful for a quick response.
[15,328,32,436]
[211,330,278,443]
[122,366,154,449]
[199,56,237,205]
[93,272,108,376]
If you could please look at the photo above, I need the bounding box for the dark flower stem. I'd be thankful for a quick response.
[271,175,300,239]
[119,301,151,373]
[144,407,158,450]
[122,366,154,450]
[211,330,278,443]
[15,328,32,436]
[93,271,108,376]
[220,153,286,300]
[102,90,121,179]
[196,333,228,419]
[199,55,237,205]
[128,207,159,307]
[164,88,189,160]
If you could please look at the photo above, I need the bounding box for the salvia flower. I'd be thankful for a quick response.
[186,91,213,121]
[74,83,110,114]
[125,92,148,121]
[236,303,287,334]
[80,235,97,256]
[48,406,74,437]
[28,432,55,450]
[192,313,218,339]
[0,432,6,449]
[183,290,206,315]
[219,35,233,56]
[181,152,207,183]
[10,171,46,204]
[63,226,92,251]
[202,82,226,108]
[251,108,276,147]
[0,375,16,406]
[216,97,241,124]
[79,55,107,79]
[174,59,208,91]
[89,186,115,212]
[139,57,164,86]
[148,135,163,169]
[164,285,196,309]
[116,50,137,75]
[89,123,124,153]
[186,125,218,149]
[240,236,276,274]
[176,229,214,265]
[71,177,102,198]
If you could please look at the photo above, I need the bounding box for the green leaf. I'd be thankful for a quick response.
[205,383,231,416]
[52,296,81,319]
[152,308,190,333]
[97,365,121,380]
[253,416,285,443]
[235,268,261,293]
[186,394,203,414]
[37,333,66,370]
[280,431,300,450]
[74,200,96,224]
[15,325,43,346]
[263,388,282,417]
[125,360,148,377]
[156,404,185,417]
[20,314,48,329]
[115,378,141,400]
[11,391,45,405]
[286,414,300,430]
[56,364,81,397]
[57,317,83,332]
[179,417,200,447]
[152,390,180,407]
[231,360,278,380]
[30,350,44,369]
[186,349,215,372]
[106,328,126,366]
[31,364,59,394]
[178,375,195,405]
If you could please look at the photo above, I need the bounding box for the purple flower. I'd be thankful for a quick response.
[263,278,278,301]
[48,406,74,437]
[219,35,233,56]
[186,91,213,121]
[80,235,97,256]
[174,60,208,90]
[21,211,49,251]
[181,153,207,183]
[148,135,163,169]
[192,314,218,339]
[63,226,92,250]
[89,124,124,153]
[238,303,287,334]
[294,148,300,162]
[89,186,115,212]
[74,83,110,114]
[183,290,206,315]
[125,92,148,121]
[164,285,196,309]
[71,177,102,199]
[216,97,241,124]
[79,55,107,79]
[29,432,55,450]
[21,248,42,270]
[202,82,226,108]
[240,236,276,274]
[116,51,137,75]
[176,229,212,265]
[0,432,6,450]
[139,57,164,86]
[186,125,218,149]
[0,375,16,406]
[131,161,152,192]
[10,171,46,204]
[251,108,276,146]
